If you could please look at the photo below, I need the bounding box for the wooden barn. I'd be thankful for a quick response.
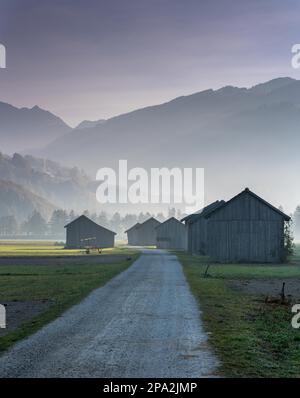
[205,188,290,263]
[156,217,187,250]
[126,217,160,246]
[125,223,141,245]
[182,200,225,254]
[64,215,116,249]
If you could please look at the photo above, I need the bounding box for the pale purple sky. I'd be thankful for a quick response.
[0,0,300,126]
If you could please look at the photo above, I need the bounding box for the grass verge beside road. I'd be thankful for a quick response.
[177,245,300,377]
[0,247,139,352]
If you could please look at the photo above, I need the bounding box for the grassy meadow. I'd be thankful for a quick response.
[2,239,300,377]
[0,240,137,257]
[177,244,300,377]
[0,241,139,352]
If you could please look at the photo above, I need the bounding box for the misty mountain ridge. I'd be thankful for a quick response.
[1,76,300,213]
[75,119,106,129]
[2,76,297,161]
[31,76,300,213]
[38,76,300,164]
[0,102,71,154]
[0,152,99,214]
[33,76,300,163]
[0,179,55,221]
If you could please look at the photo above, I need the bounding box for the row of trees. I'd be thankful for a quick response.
[0,208,185,238]
[0,212,49,236]
[1,205,300,239]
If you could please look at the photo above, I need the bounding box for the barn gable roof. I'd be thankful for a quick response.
[155,217,185,229]
[125,223,141,233]
[205,188,291,221]
[64,215,116,234]
[140,217,161,227]
[181,200,225,223]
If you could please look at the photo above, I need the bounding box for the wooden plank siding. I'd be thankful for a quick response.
[125,223,140,245]
[207,220,284,263]
[187,217,207,254]
[126,218,160,246]
[182,200,225,255]
[206,189,289,263]
[156,217,187,250]
[65,215,116,249]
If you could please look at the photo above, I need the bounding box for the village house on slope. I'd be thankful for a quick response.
[64,215,116,249]
[125,223,141,245]
[156,217,187,250]
[182,200,225,255]
[205,188,290,263]
[126,217,160,246]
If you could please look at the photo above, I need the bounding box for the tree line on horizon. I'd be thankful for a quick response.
[0,208,186,239]
[1,206,300,240]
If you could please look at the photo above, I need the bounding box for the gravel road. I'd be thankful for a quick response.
[0,249,218,378]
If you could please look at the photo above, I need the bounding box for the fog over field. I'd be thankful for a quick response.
[2,0,300,382]
[0,0,300,237]
[0,77,300,220]
[31,77,300,215]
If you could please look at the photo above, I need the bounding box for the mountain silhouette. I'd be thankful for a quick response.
[0,102,71,154]
[4,76,300,211]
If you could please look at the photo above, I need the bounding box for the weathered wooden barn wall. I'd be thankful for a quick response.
[182,201,225,255]
[156,217,187,250]
[187,217,207,254]
[126,223,141,245]
[133,217,160,246]
[65,215,116,248]
[206,189,290,263]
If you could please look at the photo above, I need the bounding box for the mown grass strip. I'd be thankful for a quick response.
[177,248,300,378]
[0,252,139,352]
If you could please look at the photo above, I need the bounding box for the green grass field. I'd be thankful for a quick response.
[0,240,137,257]
[2,240,300,376]
[0,241,139,352]
[177,244,300,377]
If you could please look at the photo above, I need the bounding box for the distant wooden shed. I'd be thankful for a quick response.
[125,223,141,245]
[205,188,290,263]
[156,217,187,250]
[64,215,116,249]
[126,217,160,246]
[182,200,225,255]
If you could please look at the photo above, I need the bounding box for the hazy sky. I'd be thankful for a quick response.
[0,0,300,126]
